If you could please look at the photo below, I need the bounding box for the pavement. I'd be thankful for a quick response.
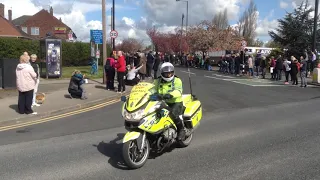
[1,68,320,179]
[0,78,132,127]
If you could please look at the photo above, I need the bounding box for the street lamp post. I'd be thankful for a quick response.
[176,0,188,33]
[313,0,319,52]
[112,0,115,50]
[102,0,107,84]
[180,13,184,55]
[176,0,193,97]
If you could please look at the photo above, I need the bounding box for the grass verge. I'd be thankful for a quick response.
[61,66,104,79]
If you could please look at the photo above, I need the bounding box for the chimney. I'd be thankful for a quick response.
[50,6,53,15]
[8,9,12,21]
[59,17,62,22]
[0,3,4,17]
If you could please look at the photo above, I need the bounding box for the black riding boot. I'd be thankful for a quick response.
[176,118,186,140]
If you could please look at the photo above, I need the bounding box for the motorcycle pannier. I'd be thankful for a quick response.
[183,100,202,128]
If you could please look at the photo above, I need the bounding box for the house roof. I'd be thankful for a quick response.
[0,16,33,39]
[27,9,71,29]
[24,9,77,39]
[12,15,32,26]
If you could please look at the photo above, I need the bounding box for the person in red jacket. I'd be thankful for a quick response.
[115,51,126,93]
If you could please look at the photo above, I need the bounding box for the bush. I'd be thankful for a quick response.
[267,48,283,59]
[0,37,111,66]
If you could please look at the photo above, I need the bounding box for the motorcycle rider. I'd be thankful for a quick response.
[153,62,185,140]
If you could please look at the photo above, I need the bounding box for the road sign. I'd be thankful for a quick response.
[110,30,118,39]
[241,40,247,47]
[90,30,103,44]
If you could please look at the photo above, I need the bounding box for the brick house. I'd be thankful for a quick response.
[0,3,32,39]
[12,6,77,41]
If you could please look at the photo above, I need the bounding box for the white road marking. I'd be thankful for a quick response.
[204,76,243,81]
[180,70,196,75]
[204,75,287,87]
[213,74,236,78]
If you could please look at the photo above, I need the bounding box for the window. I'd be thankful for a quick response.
[21,27,28,34]
[31,27,40,35]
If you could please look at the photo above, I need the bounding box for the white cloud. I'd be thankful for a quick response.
[57,11,102,42]
[122,17,135,27]
[256,18,278,37]
[0,0,146,44]
[0,0,283,47]
[2,0,41,19]
[280,1,289,9]
[143,0,242,26]
[255,9,278,39]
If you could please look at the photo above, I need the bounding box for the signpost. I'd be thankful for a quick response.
[90,30,103,44]
[110,30,118,39]
[90,30,103,75]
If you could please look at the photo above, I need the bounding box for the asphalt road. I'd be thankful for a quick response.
[1,68,320,180]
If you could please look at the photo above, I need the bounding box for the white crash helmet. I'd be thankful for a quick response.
[160,62,175,82]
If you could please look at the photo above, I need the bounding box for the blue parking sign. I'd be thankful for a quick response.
[90,30,103,44]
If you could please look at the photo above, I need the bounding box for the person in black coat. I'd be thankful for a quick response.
[146,51,154,78]
[153,52,161,79]
[68,70,87,99]
[291,59,299,85]
[133,51,141,67]
[275,55,283,81]
[234,53,241,75]
[260,56,267,79]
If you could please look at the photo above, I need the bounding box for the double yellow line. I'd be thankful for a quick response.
[0,99,120,132]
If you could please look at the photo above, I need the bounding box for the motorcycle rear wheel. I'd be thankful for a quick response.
[122,139,150,169]
[178,133,193,148]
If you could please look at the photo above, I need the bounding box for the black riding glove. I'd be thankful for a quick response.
[163,94,173,100]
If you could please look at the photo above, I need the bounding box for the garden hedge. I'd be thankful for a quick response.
[0,37,111,66]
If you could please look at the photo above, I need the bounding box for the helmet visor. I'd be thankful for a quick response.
[161,65,174,73]
[161,71,174,78]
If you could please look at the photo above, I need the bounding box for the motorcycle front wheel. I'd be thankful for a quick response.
[122,139,150,169]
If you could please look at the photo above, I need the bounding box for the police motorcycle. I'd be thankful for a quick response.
[120,68,202,169]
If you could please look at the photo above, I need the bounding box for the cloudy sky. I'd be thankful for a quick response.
[0,0,315,45]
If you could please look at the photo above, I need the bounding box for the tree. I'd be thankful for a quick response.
[143,45,153,52]
[188,21,216,52]
[264,40,281,48]
[188,21,241,53]
[147,18,241,54]
[147,27,189,53]
[252,38,264,47]
[268,0,319,57]
[267,48,283,59]
[116,38,143,53]
[212,9,229,30]
[238,0,258,45]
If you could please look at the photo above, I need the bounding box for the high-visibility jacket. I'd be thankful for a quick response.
[153,76,183,103]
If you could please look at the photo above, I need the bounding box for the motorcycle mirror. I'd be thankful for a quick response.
[121,96,127,102]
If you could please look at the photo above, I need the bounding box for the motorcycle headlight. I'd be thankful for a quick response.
[123,109,145,121]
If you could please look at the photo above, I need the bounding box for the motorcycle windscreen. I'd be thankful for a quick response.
[126,82,155,112]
